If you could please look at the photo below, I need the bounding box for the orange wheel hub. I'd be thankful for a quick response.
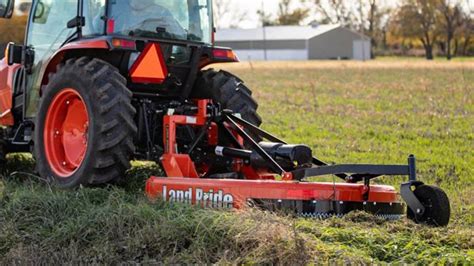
[44,88,89,178]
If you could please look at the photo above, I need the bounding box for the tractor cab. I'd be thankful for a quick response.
[0,0,233,123]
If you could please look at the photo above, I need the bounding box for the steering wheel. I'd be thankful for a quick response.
[136,18,187,39]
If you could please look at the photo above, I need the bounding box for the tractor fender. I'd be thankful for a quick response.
[38,39,110,94]
[0,59,21,126]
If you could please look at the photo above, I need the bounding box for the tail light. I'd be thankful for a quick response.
[212,48,239,62]
[111,39,137,50]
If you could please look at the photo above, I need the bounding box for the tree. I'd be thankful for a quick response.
[257,0,309,26]
[394,0,439,60]
[311,0,355,27]
[213,0,246,29]
[0,14,28,44]
[257,9,277,27]
[276,0,310,25]
[457,9,473,56]
[436,0,463,60]
[312,0,392,57]
[354,0,392,58]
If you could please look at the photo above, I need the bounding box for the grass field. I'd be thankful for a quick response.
[1,60,473,264]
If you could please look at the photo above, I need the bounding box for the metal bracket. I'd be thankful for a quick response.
[363,177,371,201]
[294,164,410,178]
[224,113,286,175]
[400,155,425,216]
[227,113,348,180]
[400,181,425,216]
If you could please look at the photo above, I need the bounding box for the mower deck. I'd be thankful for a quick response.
[144,100,431,219]
[141,99,446,221]
[146,177,405,218]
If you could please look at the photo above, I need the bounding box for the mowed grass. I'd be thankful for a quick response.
[1,60,473,264]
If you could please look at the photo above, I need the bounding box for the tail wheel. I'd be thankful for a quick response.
[34,57,137,188]
[407,185,451,226]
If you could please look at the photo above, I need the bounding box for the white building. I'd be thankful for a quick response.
[215,24,372,61]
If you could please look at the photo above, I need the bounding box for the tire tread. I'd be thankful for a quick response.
[35,57,137,187]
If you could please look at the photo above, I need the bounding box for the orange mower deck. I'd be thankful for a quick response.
[146,177,405,218]
[143,100,415,219]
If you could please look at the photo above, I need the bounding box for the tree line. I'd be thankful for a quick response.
[216,0,473,60]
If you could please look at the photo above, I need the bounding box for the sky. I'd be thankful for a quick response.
[238,0,280,28]
[217,0,295,29]
[217,0,401,29]
[12,0,474,28]
[217,0,473,29]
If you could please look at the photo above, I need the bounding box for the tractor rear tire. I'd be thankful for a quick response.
[193,69,262,127]
[34,57,137,188]
[407,185,451,227]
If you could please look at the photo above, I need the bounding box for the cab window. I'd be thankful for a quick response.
[83,0,106,36]
[25,0,77,118]
[27,0,77,55]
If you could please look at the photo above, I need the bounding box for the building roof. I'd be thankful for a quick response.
[216,24,350,42]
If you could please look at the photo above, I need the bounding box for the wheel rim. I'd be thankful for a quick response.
[44,88,89,178]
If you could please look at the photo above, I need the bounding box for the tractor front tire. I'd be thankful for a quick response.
[407,184,451,227]
[34,58,137,188]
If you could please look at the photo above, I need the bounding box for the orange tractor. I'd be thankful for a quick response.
[0,0,450,226]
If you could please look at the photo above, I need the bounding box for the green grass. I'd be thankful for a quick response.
[376,56,474,62]
[1,61,473,264]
